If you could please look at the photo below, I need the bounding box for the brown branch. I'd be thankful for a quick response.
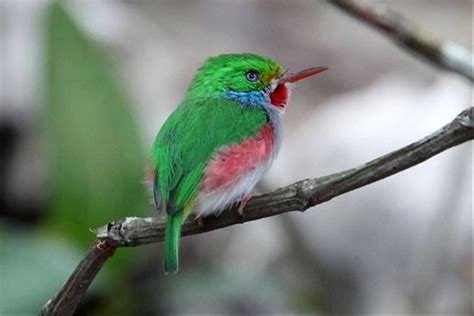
[39,238,118,316]
[328,0,474,82]
[40,107,473,315]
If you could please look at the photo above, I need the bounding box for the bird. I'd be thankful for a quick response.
[150,53,327,274]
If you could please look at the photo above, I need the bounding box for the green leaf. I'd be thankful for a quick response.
[43,3,148,248]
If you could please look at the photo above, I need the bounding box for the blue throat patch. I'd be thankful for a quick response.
[224,90,269,107]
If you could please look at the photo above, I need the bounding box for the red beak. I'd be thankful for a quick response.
[279,66,328,84]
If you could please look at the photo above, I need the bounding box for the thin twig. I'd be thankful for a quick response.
[40,107,473,315]
[39,238,118,316]
[328,0,474,81]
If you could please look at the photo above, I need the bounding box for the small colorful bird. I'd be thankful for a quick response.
[151,53,327,273]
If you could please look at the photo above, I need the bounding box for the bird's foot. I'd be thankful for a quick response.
[237,195,251,217]
[196,217,204,228]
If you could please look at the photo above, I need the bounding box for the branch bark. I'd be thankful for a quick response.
[40,107,473,315]
[328,0,474,82]
[39,238,118,316]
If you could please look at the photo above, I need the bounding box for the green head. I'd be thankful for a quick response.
[186,53,328,107]
[186,53,284,98]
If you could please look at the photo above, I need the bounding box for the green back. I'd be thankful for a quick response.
[151,97,267,213]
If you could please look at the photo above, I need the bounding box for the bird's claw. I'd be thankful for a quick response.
[237,195,251,217]
[196,217,204,228]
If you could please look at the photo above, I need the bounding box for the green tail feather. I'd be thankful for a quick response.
[163,211,183,274]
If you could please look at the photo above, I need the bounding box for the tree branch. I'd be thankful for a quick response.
[40,107,473,315]
[328,0,474,82]
[39,238,118,316]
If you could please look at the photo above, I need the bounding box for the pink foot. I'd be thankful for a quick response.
[237,195,251,217]
[196,217,204,228]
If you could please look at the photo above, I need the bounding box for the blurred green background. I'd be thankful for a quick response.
[0,0,472,315]
[2,3,149,314]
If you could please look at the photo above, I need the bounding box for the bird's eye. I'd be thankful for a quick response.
[245,71,260,82]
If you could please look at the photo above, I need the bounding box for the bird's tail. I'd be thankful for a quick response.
[163,211,183,274]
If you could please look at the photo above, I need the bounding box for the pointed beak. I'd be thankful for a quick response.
[279,66,328,84]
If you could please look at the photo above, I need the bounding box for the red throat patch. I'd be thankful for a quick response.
[270,83,289,108]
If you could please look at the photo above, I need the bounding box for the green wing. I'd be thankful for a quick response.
[151,98,267,214]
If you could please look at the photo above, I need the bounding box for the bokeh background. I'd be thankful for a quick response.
[0,0,472,315]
